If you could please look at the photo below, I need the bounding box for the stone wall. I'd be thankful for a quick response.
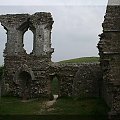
[0,13,102,100]
[48,63,80,97]
[98,4,120,118]
[73,63,102,98]
[48,62,101,98]
[2,56,102,99]
[3,51,52,98]
[0,12,54,99]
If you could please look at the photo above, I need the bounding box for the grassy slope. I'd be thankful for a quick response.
[58,57,99,63]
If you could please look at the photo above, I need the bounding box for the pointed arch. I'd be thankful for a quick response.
[18,20,36,55]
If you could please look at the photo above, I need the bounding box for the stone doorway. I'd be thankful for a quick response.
[49,75,59,100]
[51,76,59,95]
[18,71,32,100]
[49,75,60,100]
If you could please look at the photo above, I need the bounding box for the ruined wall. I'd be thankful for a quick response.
[0,13,54,99]
[49,63,101,98]
[73,63,102,98]
[0,13,54,56]
[0,12,102,100]
[48,63,80,97]
[4,55,52,98]
[98,4,120,117]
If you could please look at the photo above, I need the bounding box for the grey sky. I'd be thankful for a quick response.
[0,0,108,6]
[0,1,108,65]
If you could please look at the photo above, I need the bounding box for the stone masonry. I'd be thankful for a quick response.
[48,62,101,98]
[0,13,101,100]
[98,0,120,118]
[0,13,54,99]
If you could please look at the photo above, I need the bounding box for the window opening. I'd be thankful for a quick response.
[23,29,33,54]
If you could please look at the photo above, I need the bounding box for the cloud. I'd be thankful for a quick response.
[0,5,106,65]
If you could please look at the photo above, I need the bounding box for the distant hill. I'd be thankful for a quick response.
[58,57,99,63]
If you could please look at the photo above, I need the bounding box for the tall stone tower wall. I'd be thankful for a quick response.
[98,1,120,117]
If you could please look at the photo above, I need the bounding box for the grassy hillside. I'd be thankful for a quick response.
[58,57,99,63]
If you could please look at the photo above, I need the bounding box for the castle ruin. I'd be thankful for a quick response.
[0,0,120,118]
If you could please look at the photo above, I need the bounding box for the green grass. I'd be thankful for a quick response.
[46,97,109,116]
[0,96,46,115]
[0,97,109,116]
[58,57,99,63]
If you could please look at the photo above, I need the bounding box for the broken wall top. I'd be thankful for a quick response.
[0,12,54,30]
[103,1,120,31]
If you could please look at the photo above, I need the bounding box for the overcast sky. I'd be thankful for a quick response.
[0,0,108,6]
[0,0,109,65]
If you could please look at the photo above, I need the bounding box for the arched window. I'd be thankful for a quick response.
[0,25,7,65]
[23,29,33,54]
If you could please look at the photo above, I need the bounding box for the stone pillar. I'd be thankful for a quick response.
[43,24,54,55]
[6,29,18,55]
[30,12,54,56]
[6,29,26,55]
[32,25,44,55]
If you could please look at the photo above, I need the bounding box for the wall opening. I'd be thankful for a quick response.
[19,71,32,100]
[0,25,7,65]
[23,29,33,54]
[51,76,59,99]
